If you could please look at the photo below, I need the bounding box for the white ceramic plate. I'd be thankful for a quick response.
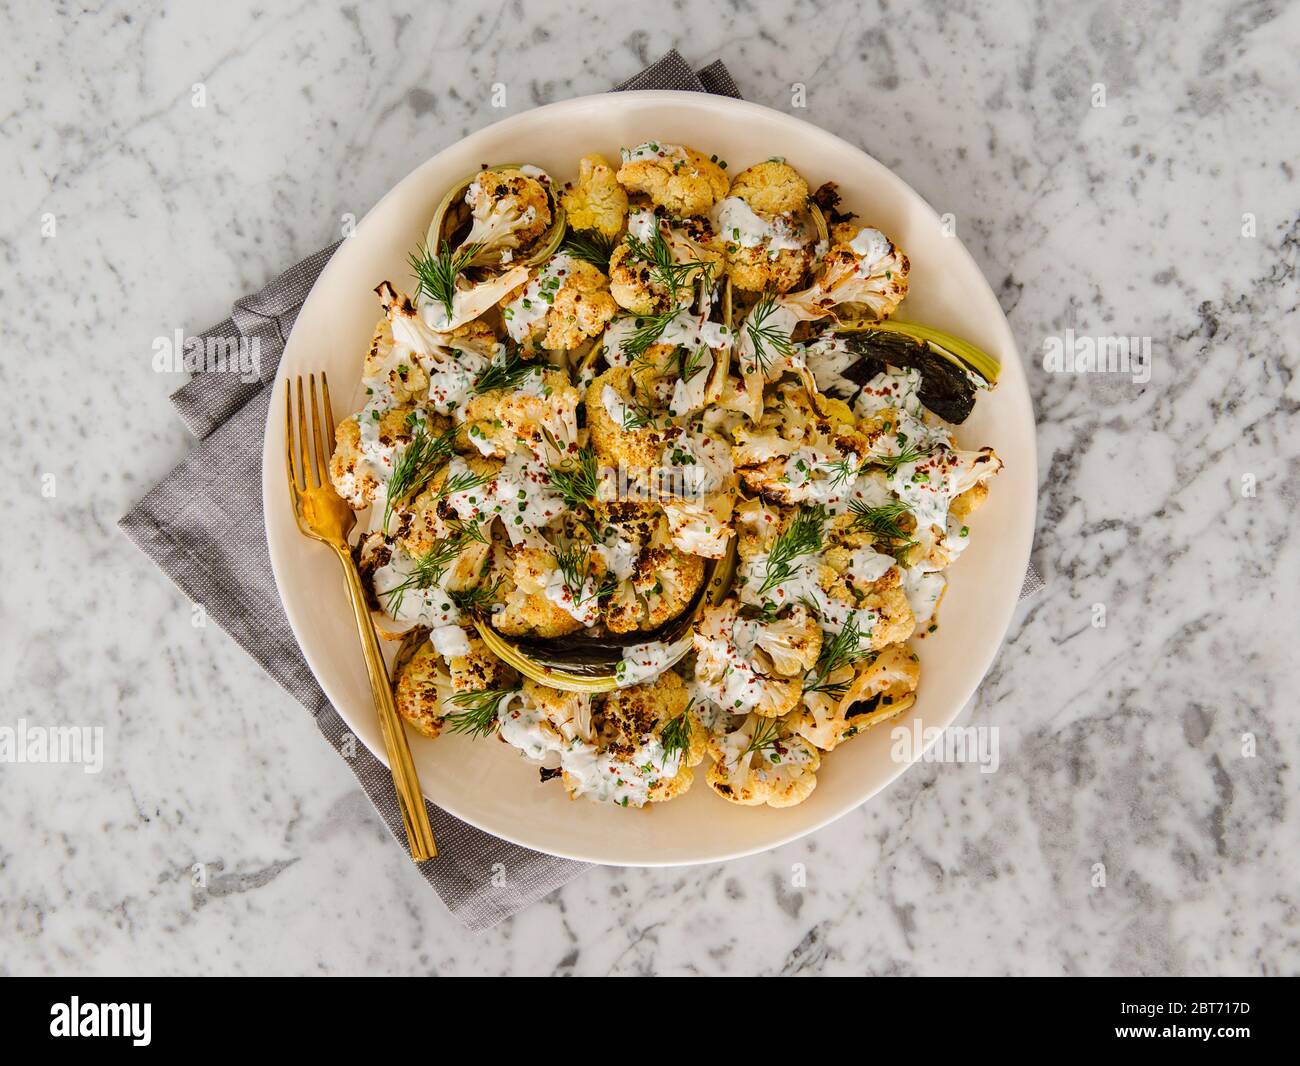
[263,91,1037,866]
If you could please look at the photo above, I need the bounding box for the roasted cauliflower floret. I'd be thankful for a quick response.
[742,604,822,676]
[706,715,820,807]
[329,406,447,509]
[616,142,729,217]
[781,224,910,321]
[362,317,429,404]
[603,524,705,634]
[608,241,675,315]
[586,367,674,474]
[693,598,803,718]
[493,544,592,639]
[462,367,580,457]
[392,637,454,738]
[394,454,503,556]
[725,244,813,294]
[447,634,516,695]
[502,257,618,350]
[729,160,810,216]
[577,671,699,804]
[792,643,920,751]
[560,153,628,239]
[461,167,552,262]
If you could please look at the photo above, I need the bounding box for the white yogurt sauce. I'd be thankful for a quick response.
[713,196,806,252]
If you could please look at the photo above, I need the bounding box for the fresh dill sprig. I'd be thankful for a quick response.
[435,467,493,501]
[448,577,502,616]
[551,542,616,605]
[618,394,660,431]
[757,504,826,597]
[547,445,600,511]
[560,229,617,269]
[660,700,694,760]
[803,615,870,699]
[381,532,473,615]
[821,455,866,488]
[876,443,927,477]
[738,716,785,762]
[624,227,705,302]
[382,420,458,531]
[444,687,520,738]
[744,291,794,376]
[473,344,541,394]
[409,241,479,323]
[848,499,914,543]
[678,344,708,384]
[619,308,683,361]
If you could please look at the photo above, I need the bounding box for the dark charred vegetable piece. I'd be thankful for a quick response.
[837,329,979,423]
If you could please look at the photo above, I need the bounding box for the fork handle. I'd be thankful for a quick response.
[331,544,438,861]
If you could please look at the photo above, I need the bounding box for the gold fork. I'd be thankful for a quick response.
[285,373,437,861]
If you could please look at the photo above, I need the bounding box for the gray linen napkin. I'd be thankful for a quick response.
[121,51,1042,932]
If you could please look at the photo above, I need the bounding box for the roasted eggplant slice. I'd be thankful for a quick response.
[829,320,1000,424]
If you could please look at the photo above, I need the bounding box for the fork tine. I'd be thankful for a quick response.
[285,381,302,494]
[295,376,317,488]
[320,372,337,451]
[309,373,328,487]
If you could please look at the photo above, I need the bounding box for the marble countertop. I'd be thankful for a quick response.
[2,0,1297,976]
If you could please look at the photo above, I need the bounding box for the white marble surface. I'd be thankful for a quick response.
[2,0,1297,976]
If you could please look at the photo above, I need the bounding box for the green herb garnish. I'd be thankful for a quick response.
[409,241,479,324]
[757,504,826,597]
[444,687,519,738]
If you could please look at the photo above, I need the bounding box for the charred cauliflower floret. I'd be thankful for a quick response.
[447,634,516,695]
[725,244,813,294]
[706,714,820,808]
[608,241,675,315]
[781,223,910,321]
[394,454,503,556]
[392,637,454,738]
[501,256,618,350]
[586,367,675,474]
[602,519,705,634]
[461,167,553,262]
[616,142,729,217]
[574,671,700,804]
[792,643,920,751]
[713,161,814,294]
[362,317,429,404]
[493,544,592,639]
[329,406,449,509]
[560,153,628,239]
[817,566,916,650]
[462,367,580,457]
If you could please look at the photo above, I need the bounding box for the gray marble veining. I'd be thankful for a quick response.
[0,0,1296,975]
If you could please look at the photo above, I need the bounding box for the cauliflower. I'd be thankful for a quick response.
[706,714,820,807]
[779,224,910,322]
[392,637,454,738]
[393,454,503,557]
[692,598,804,718]
[660,489,735,560]
[462,366,580,457]
[608,240,675,315]
[616,142,729,217]
[740,604,822,676]
[792,643,920,751]
[602,520,705,634]
[329,405,448,509]
[493,543,601,638]
[729,161,810,215]
[362,317,429,406]
[501,255,617,350]
[586,367,674,474]
[496,680,591,763]
[565,671,700,804]
[447,633,517,694]
[459,167,553,264]
[560,153,628,238]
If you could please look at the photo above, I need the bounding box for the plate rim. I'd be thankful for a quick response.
[262,89,1038,866]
